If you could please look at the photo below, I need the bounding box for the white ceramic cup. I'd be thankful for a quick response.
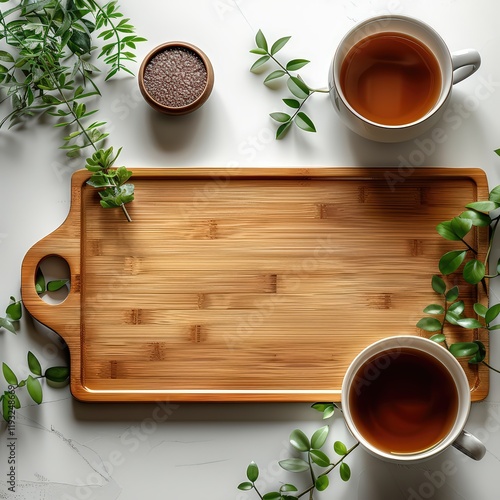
[329,15,481,142]
[341,335,486,463]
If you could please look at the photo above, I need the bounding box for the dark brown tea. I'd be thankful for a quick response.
[349,347,458,455]
[340,32,442,125]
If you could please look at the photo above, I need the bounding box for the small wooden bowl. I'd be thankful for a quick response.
[138,41,214,115]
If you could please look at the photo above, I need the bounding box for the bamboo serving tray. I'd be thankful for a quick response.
[21,167,489,402]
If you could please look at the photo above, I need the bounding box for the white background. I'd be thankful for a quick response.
[1,0,500,499]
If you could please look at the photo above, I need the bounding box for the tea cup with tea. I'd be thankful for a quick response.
[329,15,481,142]
[341,335,486,463]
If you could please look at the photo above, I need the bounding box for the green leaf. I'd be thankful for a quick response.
[279,458,310,472]
[255,30,268,51]
[246,461,259,482]
[468,341,487,364]
[456,318,483,329]
[315,474,329,491]
[436,221,461,241]
[340,462,351,481]
[270,112,291,123]
[28,351,42,376]
[311,425,329,449]
[2,395,10,423]
[276,121,292,140]
[264,70,286,83]
[262,493,281,500]
[0,317,16,334]
[0,50,14,63]
[486,304,500,325]
[334,441,348,456]
[449,342,479,358]
[45,366,69,383]
[2,363,18,385]
[280,484,298,492]
[47,279,69,292]
[423,304,445,315]
[445,310,461,325]
[13,393,20,410]
[35,267,46,294]
[445,286,459,303]
[474,303,488,318]
[439,250,467,275]
[283,98,300,109]
[460,209,491,227]
[311,402,335,419]
[249,48,267,55]
[290,429,310,451]
[466,201,499,213]
[430,333,446,343]
[295,112,316,132]
[417,317,442,332]
[270,36,291,55]
[237,482,253,491]
[286,59,310,71]
[431,275,446,295]
[99,183,134,208]
[26,375,43,404]
[310,449,330,467]
[451,216,473,239]
[489,185,500,203]
[115,166,132,186]
[463,259,485,284]
[287,76,309,99]
[250,55,270,72]
[449,300,465,315]
[68,30,91,55]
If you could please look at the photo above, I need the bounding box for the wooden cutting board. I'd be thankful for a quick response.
[21,167,489,402]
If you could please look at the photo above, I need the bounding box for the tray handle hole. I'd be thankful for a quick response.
[35,255,71,305]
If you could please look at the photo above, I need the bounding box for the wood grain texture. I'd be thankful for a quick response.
[21,167,490,402]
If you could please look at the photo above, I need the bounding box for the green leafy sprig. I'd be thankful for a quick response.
[92,0,147,80]
[85,146,133,220]
[418,170,500,372]
[250,30,328,139]
[0,0,143,219]
[0,296,22,334]
[417,275,500,372]
[1,294,69,424]
[434,184,500,285]
[238,405,358,500]
[1,351,69,421]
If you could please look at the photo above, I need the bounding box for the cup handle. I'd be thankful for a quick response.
[452,429,486,460]
[451,49,481,84]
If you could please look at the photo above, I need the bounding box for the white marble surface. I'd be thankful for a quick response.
[1,0,500,498]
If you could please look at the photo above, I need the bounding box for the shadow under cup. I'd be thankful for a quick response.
[341,336,473,463]
[329,15,479,142]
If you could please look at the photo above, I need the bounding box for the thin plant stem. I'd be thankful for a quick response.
[482,360,500,374]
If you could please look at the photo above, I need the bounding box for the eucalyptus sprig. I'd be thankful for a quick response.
[0,0,144,219]
[418,167,500,372]
[0,296,22,334]
[238,405,358,500]
[1,351,69,422]
[1,293,69,424]
[250,29,328,139]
